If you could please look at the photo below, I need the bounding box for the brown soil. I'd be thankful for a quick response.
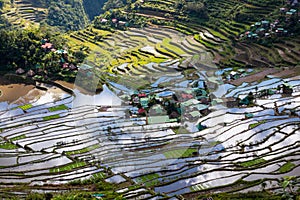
[0,84,35,103]
[229,68,280,86]
[212,52,222,64]
[55,80,75,90]
[55,80,98,95]
[271,68,299,78]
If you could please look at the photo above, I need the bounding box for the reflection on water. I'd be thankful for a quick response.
[0,83,70,111]
[72,84,122,108]
[0,84,35,103]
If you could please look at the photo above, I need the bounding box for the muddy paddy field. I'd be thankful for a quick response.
[0,27,299,199]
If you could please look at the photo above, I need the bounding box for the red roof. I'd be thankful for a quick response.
[62,63,69,68]
[138,108,146,114]
[181,93,193,99]
[138,93,147,98]
[41,42,53,49]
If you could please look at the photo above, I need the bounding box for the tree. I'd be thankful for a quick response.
[184,1,207,18]
[279,176,297,200]
[73,50,87,63]
[0,0,4,9]
[103,0,125,11]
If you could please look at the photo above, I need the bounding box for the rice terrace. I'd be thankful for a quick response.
[0,0,300,199]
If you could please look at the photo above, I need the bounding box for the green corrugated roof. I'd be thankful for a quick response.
[182,99,198,107]
[189,111,201,118]
[245,113,254,118]
[148,115,170,124]
[193,104,209,111]
[140,97,149,107]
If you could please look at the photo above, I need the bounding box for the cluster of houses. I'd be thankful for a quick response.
[123,80,211,125]
[41,39,78,71]
[15,38,77,78]
[119,72,294,129]
[224,83,294,109]
[99,18,129,29]
[242,3,299,39]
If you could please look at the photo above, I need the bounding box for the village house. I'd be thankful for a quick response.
[27,69,35,77]
[101,18,108,23]
[222,97,240,108]
[15,68,25,75]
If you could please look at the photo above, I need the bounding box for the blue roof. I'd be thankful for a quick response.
[93,194,105,197]
[157,91,174,97]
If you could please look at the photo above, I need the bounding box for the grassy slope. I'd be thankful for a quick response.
[100,0,300,69]
[0,0,107,30]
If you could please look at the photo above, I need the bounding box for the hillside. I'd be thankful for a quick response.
[0,0,300,199]
[83,0,107,20]
[0,0,107,30]
[93,0,300,69]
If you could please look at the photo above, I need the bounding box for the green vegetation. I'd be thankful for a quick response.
[43,114,60,121]
[197,191,284,200]
[91,0,300,69]
[18,104,33,111]
[65,175,125,199]
[83,0,107,20]
[190,183,207,192]
[161,38,186,55]
[249,120,267,129]
[172,127,190,134]
[155,43,178,58]
[163,148,197,159]
[239,158,266,168]
[92,172,106,179]
[50,161,86,173]
[102,0,125,11]
[0,142,17,149]
[208,140,222,147]
[0,28,81,74]
[194,34,216,50]
[136,173,160,187]
[279,161,296,173]
[52,190,124,200]
[48,104,68,112]
[0,0,300,198]
[10,134,26,141]
[1,0,92,31]
[47,0,88,31]
[0,28,46,70]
